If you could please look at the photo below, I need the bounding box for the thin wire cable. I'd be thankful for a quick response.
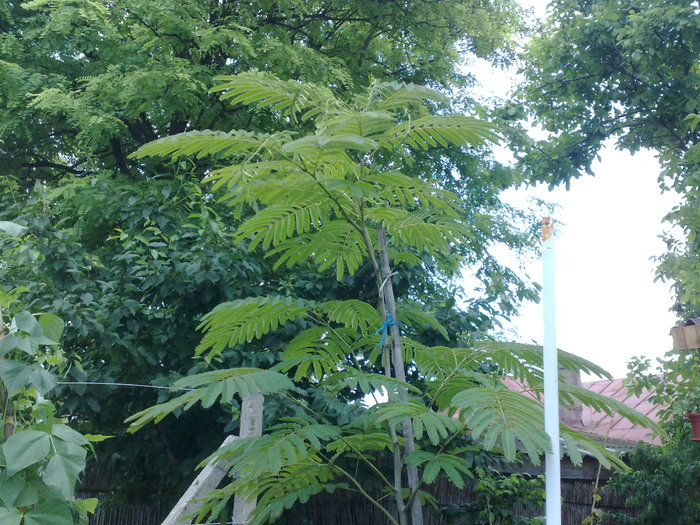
[57,381,194,391]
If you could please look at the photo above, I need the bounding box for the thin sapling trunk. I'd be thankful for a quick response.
[377,228,424,525]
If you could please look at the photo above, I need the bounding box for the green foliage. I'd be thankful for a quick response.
[128,73,657,525]
[196,297,311,358]
[0,0,537,503]
[435,460,545,525]
[512,0,700,186]
[605,418,700,525]
[602,349,700,522]
[0,288,96,524]
[513,0,700,326]
[126,368,295,430]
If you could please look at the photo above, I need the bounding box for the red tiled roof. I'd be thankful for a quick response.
[580,377,661,445]
[502,376,663,446]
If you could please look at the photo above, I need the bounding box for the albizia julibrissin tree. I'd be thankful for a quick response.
[127,73,659,525]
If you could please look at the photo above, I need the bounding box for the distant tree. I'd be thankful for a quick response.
[512,0,700,317]
[605,351,700,524]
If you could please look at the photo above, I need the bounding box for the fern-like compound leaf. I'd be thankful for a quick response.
[212,71,345,121]
[384,115,499,150]
[125,368,293,431]
[451,385,551,463]
[130,129,271,159]
[196,296,311,358]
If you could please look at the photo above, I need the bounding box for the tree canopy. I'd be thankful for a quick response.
[514,0,700,318]
[2,0,523,181]
[0,0,540,503]
[513,0,700,186]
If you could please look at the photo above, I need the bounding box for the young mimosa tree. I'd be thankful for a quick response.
[127,73,659,525]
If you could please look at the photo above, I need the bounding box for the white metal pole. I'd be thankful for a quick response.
[542,217,561,525]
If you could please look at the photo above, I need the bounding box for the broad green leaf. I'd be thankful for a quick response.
[0,470,24,507]
[24,499,73,525]
[13,483,39,507]
[29,366,57,395]
[13,312,55,347]
[13,311,40,335]
[0,221,26,237]
[0,508,21,525]
[38,313,64,343]
[0,360,32,395]
[75,497,99,516]
[42,453,85,499]
[51,423,90,446]
[52,437,88,460]
[3,430,51,475]
[0,335,33,357]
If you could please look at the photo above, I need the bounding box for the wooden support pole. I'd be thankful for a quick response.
[231,394,264,524]
[161,395,264,525]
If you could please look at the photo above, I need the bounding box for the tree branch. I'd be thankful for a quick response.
[21,159,94,176]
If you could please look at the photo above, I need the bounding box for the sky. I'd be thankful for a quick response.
[470,0,682,379]
[499,153,679,379]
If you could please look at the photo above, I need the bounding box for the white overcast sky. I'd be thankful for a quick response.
[469,0,681,378]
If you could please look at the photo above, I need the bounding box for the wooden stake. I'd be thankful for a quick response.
[231,394,264,524]
[161,395,264,525]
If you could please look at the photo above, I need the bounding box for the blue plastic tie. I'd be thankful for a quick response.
[376,314,399,349]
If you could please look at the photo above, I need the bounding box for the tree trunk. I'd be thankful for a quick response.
[377,228,424,525]
[0,306,13,439]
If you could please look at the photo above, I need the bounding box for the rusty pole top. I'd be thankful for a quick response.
[541,216,555,242]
